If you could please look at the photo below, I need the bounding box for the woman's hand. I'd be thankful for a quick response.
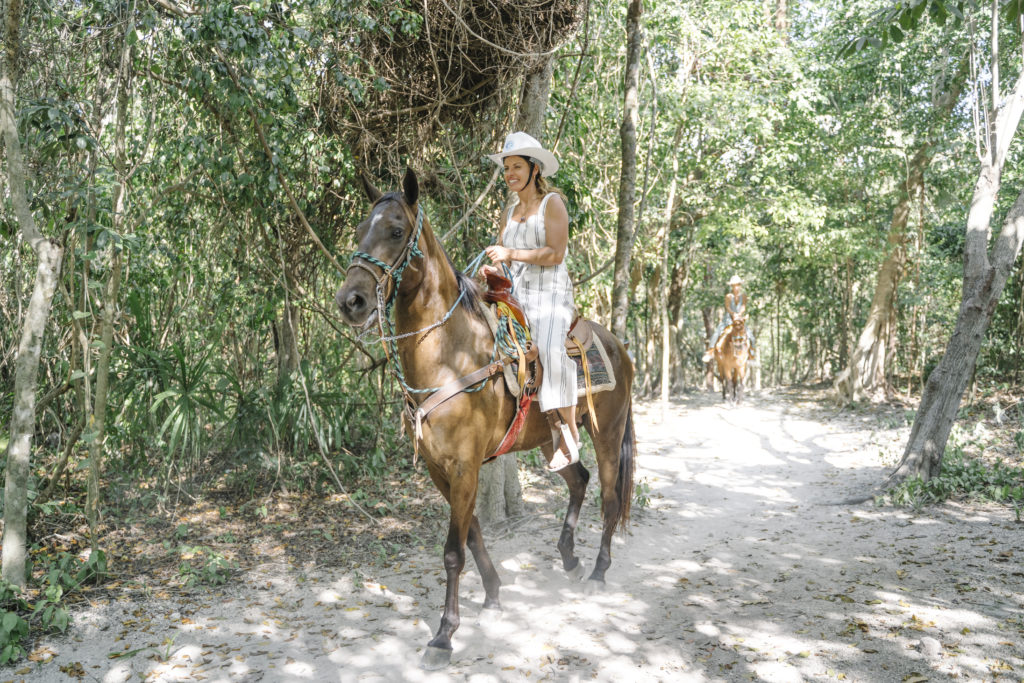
[485,245,513,265]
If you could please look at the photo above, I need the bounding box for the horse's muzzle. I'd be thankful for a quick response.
[336,280,373,327]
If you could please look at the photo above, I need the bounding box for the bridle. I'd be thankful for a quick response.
[344,197,487,396]
[346,195,426,321]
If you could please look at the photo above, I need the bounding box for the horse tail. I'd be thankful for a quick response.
[614,399,637,532]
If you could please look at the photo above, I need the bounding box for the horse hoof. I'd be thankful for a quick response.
[476,605,502,625]
[583,579,605,595]
[567,561,586,582]
[421,646,452,670]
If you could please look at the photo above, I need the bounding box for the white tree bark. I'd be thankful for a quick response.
[1,0,64,586]
[889,53,1024,484]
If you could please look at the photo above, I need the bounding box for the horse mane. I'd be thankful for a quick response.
[443,244,484,319]
[375,193,483,319]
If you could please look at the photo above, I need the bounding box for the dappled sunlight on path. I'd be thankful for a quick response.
[24,388,1024,682]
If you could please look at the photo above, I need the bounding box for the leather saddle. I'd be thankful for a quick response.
[482,269,528,330]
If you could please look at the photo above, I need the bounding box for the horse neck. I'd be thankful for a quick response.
[392,223,491,392]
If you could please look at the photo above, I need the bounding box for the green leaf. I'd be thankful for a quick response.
[1,612,18,633]
[72,310,91,320]
[890,25,904,42]
[150,390,179,411]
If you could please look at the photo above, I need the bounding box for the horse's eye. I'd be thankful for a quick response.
[391,227,404,240]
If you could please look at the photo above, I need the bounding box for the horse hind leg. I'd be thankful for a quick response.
[586,405,636,592]
[547,441,590,580]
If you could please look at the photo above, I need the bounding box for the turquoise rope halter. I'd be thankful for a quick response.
[346,202,495,397]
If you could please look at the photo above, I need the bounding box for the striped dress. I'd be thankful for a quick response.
[503,193,577,412]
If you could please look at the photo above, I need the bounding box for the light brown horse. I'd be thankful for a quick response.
[713,315,750,404]
[335,169,636,670]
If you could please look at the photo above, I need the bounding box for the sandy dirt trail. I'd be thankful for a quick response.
[14,389,1024,682]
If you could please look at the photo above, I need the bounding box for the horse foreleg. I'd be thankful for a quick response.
[466,515,501,609]
[549,441,591,579]
[422,472,477,670]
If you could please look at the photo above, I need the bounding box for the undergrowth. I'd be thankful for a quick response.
[0,549,107,664]
[887,444,1024,516]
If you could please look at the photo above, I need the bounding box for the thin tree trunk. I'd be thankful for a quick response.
[86,11,133,539]
[610,0,643,339]
[659,126,683,404]
[835,58,967,403]
[1,0,65,586]
[832,146,919,403]
[888,57,1024,485]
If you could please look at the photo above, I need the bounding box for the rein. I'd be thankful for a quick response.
[346,199,490,398]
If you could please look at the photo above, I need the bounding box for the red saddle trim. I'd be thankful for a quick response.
[485,390,534,463]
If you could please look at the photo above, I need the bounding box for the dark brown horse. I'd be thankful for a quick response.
[714,315,749,404]
[335,170,636,670]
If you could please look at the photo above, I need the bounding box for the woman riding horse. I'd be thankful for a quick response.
[703,274,757,363]
[482,132,579,471]
[335,167,636,669]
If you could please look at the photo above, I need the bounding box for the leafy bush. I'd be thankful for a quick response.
[178,549,234,587]
[888,447,1024,509]
[0,550,106,664]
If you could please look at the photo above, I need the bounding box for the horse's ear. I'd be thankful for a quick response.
[402,167,419,207]
[360,171,382,203]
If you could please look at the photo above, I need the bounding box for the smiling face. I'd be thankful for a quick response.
[502,155,535,193]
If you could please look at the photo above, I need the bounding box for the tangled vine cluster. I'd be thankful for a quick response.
[319,0,585,170]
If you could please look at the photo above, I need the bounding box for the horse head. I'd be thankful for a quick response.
[731,315,747,338]
[335,168,425,328]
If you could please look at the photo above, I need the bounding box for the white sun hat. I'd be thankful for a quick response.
[488,131,559,177]
[728,275,743,285]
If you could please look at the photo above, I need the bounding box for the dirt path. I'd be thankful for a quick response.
[15,389,1024,682]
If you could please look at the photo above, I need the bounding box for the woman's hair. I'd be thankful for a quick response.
[529,160,567,204]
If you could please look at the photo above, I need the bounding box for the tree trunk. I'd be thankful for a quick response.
[835,59,967,404]
[277,294,302,381]
[888,59,1024,485]
[774,0,789,38]
[86,18,133,539]
[1,0,65,586]
[610,0,643,339]
[659,139,680,404]
[514,57,553,137]
[832,145,921,403]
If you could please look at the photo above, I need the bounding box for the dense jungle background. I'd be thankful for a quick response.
[3,0,1024,667]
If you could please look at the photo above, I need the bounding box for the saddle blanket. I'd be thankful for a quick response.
[483,303,616,398]
[568,335,616,396]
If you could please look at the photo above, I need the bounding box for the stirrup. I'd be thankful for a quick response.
[548,422,580,472]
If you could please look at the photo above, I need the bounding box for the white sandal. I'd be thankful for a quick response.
[548,422,580,472]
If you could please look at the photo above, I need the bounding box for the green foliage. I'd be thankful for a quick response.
[0,550,106,665]
[0,583,30,666]
[888,447,1024,508]
[178,550,234,587]
[634,479,652,509]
